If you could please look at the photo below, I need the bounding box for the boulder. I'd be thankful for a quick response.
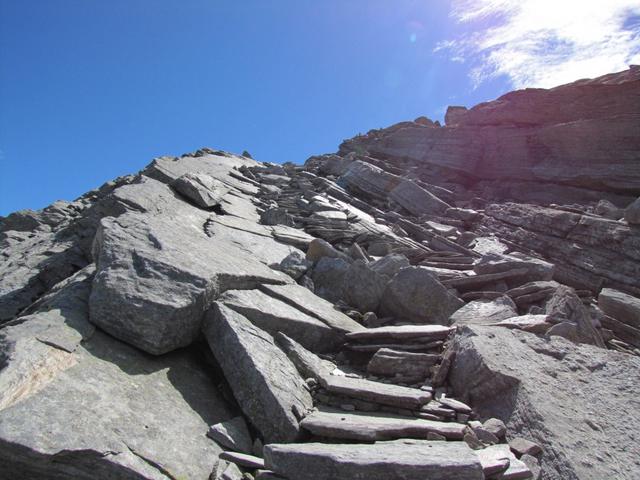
[89,212,289,355]
[545,285,604,347]
[306,238,348,263]
[473,253,554,283]
[380,267,464,324]
[450,296,518,325]
[277,250,311,280]
[0,268,233,479]
[218,288,342,352]
[203,303,313,443]
[310,257,349,303]
[594,199,624,220]
[369,253,410,278]
[342,260,388,312]
[449,325,640,480]
[598,288,640,329]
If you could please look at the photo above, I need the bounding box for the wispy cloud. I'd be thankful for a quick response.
[437,0,640,88]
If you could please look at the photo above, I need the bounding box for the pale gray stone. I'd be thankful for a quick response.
[208,416,253,454]
[172,172,229,208]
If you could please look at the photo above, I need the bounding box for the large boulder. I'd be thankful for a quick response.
[379,267,464,324]
[203,303,313,444]
[89,212,289,355]
[0,267,232,479]
[342,260,388,312]
[449,325,640,480]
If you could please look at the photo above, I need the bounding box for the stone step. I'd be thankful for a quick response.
[300,408,466,441]
[345,325,455,343]
[321,375,432,410]
[263,440,484,480]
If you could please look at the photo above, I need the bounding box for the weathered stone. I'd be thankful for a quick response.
[342,260,388,312]
[598,288,640,329]
[89,213,290,355]
[346,324,454,343]
[493,315,553,333]
[473,253,554,283]
[380,267,464,324]
[369,253,410,278]
[449,325,640,480]
[264,440,484,480]
[219,289,342,352]
[310,257,349,303]
[203,303,313,443]
[172,172,229,208]
[545,285,604,347]
[509,437,543,457]
[477,444,533,480]
[367,348,439,379]
[0,269,233,479]
[300,408,466,441]
[450,296,518,325]
[624,197,640,224]
[595,199,624,220]
[217,462,244,480]
[306,238,347,263]
[208,416,253,454]
[277,250,311,280]
[322,375,432,410]
[219,452,265,470]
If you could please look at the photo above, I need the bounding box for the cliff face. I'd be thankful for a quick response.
[340,66,640,205]
[1,69,640,480]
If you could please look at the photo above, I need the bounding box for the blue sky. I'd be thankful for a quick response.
[1,0,639,215]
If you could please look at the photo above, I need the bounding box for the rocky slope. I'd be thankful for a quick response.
[1,67,640,480]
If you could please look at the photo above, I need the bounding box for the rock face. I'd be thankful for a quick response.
[449,326,640,480]
[2,68,640,480]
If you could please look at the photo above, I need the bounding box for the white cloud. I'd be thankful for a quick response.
[438,0,640,88]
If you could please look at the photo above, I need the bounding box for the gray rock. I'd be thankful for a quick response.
[545,285,604,347]
[310,257,349,303]
[218,288,342,352]
[0,270,233,479]
[624,197,640,224]
[474,253,554,283]
[367,348,439,380]
[208,416,253,454]
[306,238,348,263]
[203,303,313,443]
[260,207,295,227]
[322,375,432,410]
[483,418,507,439]
[217,462,244,480]
[449,325,640,480]
[342,260,388,312]
[369,253,410,278]
[258,284,364,335]
[277,250,311,280]
[172,172,229,208]
[598,288,640,329]
[219,452,265,470]
[380,267,464,324]
[476,444,532,480]
[491,314,553,334]
[89,212,289,355]
[264,440,484,480]
[509,437,543,457]
[595,199,624,220]
[450,296,518,325]
[300,408,466,441]
[521,454,542,480]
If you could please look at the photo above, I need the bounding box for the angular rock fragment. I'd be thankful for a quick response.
[203,303,313,443]
[322,375,432,409]
[598,288,640,329]
[346,324,454,343]
[342,259,388,312]
[367,348,439,379]
[219,289,342,352]
[172,172,229,208]
[450,296,518,325]
[310,257,349,303]
[208,416,253,454]
[264,440,484,480]
[380,267,464,324]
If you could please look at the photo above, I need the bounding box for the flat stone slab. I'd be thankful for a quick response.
[219,289,342,352]
[219,452,265,470]
[300,409,466,441]
[258,283,364,335]
[477,444,532,480]
[264,440,484,480]
[346,325,455,343]
[322,375,432,409]
[203,303,313,443]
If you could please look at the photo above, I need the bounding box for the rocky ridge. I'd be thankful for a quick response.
[1,68,640,480]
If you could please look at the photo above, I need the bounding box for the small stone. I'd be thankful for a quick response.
[463,431,485,450]
[473,427,499,445]
[439,396,472,414]
[208,416,253,454]
[520,454,542,479]
[509,437,543,457]
[483,418,507,439]
[219,451,265,470]
[253,437,265,457]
